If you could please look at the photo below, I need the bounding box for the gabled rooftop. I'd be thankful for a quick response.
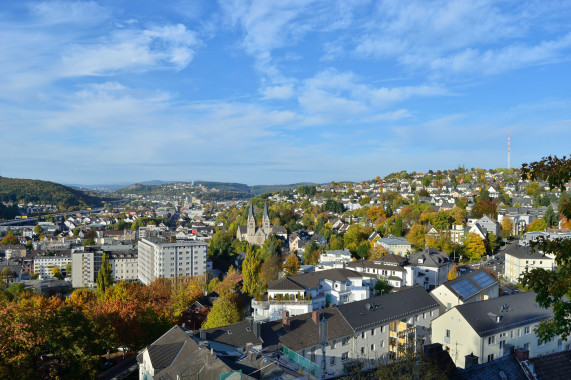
[454,292,554,337]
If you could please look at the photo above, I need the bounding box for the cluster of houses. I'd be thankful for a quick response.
[140,275,569,379]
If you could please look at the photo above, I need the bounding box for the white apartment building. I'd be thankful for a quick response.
[71,247,139,288]
[109,251,138,282]
[252,268,372,322]
[432,292,563,369]
[406,248,453,290]
[503,242,556,283]
[137,237,208,285]
[34,254,71,278]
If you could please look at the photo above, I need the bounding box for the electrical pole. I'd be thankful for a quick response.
[320,314,328,379]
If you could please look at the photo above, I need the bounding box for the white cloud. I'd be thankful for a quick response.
[297,69,448,121]
[60,24,201,76]
[262,84,295,99]
[424,32,571,75]
[29,0,109,25]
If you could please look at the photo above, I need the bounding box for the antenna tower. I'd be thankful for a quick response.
[507,132,511,170]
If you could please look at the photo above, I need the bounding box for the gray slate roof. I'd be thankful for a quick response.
[336,286,439,331]
[202,320,263,348]
[455,353,526,380]
[139,326,239,380]
[455,291,554,337]
[378,237,412,246]
[503,243,550,260]
[409,248,451,268]
[347,259,406,273]
[275,309,354,351]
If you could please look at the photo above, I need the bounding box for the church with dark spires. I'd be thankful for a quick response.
[236,200,284,245]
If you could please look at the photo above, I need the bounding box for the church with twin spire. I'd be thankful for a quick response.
[236,200,274,245]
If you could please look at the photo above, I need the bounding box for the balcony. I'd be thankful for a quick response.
[251,299,270,310]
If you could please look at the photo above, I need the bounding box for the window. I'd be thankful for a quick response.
[360,347,365,355]
[523,343,529,350]
[331,340,336,349]
[488,336,496,345]
[371,328,375,336]
[342,338,349,346]
[445,330,450,338]
[416,315,420,322]
[500,340,505,349]
[362,331,366,339]
[518,329,521,337]
[371,344,375,351]
[342,352,349,361]
[430,310,435,317]
[487,354,494,362]
[524,326,531,335]
[330,357,335,365]
[381,340,385,347]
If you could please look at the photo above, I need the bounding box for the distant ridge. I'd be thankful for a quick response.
[113,180,318,199]
[0,176,106,210]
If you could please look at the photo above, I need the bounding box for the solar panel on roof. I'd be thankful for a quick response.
[450,280,478,299]
[472,271,495,288]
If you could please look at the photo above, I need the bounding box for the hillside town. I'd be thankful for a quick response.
[1,166,570,379]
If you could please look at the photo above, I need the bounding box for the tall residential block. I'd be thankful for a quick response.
[137,237,207,285]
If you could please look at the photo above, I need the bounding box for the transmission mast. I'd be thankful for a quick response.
[508,132,511,170]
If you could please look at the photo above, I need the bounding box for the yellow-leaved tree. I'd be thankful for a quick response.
[463,233,486,262]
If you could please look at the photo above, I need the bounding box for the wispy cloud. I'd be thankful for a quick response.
[60,24,201,76]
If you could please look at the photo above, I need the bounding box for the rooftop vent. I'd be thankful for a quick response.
[499,304,511,313]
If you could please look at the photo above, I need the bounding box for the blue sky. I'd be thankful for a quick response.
[1,0,570,186]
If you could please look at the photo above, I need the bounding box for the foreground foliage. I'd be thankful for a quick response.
[520,154,571,342]
[0,279,202,379]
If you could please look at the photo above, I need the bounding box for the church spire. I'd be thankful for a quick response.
[247,200,255,235]
[248,200,254,219]
[262,200,270,230]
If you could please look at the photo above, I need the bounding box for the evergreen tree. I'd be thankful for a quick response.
[96,253,113,294]
[241,248,261,296]
[543,205,558,227]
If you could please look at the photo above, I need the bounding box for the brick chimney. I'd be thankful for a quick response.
[282,310,290,331]
[515,349,529,361]
[312,311,319,324]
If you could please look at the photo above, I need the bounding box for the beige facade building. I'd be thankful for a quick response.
[503,243,555,283]
[432,292,563,369]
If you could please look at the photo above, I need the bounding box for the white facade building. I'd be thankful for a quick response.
[137,237,208,285]
[34,254,71,278]
[252,268,371,322]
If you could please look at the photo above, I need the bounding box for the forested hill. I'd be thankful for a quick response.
[0,177,105,209]
[114,181,318,199]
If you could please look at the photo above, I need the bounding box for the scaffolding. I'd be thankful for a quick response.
[282,346,322,378]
